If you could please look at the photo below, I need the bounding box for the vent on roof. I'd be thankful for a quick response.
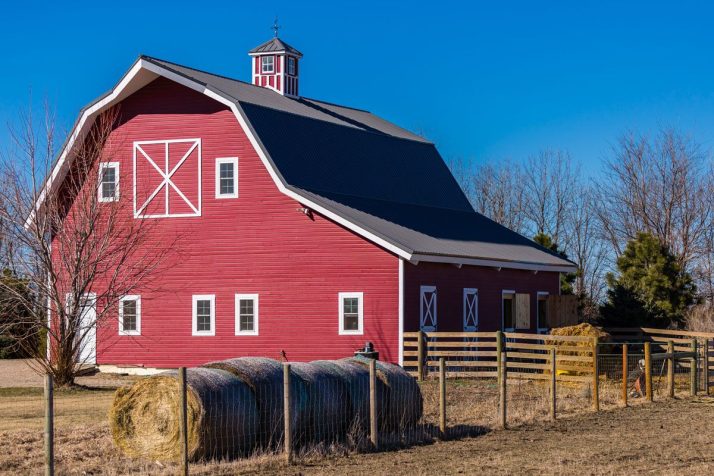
[248,36,303,98]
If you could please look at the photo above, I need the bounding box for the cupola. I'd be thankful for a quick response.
[249,31,302,98]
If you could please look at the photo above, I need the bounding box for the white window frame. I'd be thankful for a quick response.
[215,157,238,199]
[420,285,437,332]
[288,57,296,76]
[119,295,141,336]
[235,294,259,336]
[463,288,478,331]
[192,294,215,336]
[502,290,516,332]
[98,162,120,202]
[338,292,364,335]
[537,291,549,334]
[261,56,275,73]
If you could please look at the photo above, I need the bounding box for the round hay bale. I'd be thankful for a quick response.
[110,367,259,461]
[203,357,308,447]
[290,362,351,443]
[349,356,423,431]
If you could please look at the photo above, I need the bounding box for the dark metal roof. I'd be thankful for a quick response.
[249,37,303,57]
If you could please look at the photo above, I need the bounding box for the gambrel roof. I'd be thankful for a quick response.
[29,56,576,272]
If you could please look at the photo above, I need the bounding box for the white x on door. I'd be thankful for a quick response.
[463,288,478,332]
[420,286,437,332]
[133,138,202,218]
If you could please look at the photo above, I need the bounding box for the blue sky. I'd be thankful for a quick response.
[2,1,714,176]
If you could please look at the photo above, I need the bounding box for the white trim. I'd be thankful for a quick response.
[463,288,478,331]
[192,294,215,336]
[537,291,549,334]
[98,162,120,202]
[420,285,437,332]
[235,294,259,336]
[215,157,239,199]
[502,290,516,332]
[409,253,577,274]
[119,295,141,336]
[338,292,364,335]
[398,258,404,365]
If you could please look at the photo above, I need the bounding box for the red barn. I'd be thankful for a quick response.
[34,36,576,372]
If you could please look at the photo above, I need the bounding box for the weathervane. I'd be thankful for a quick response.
[272,16,281,38]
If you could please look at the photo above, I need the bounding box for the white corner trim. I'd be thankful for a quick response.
[215,157,239,199]
[398,258,404,365]
[338,292,364,335]
[98,162,120,203]
[119,295,141,336]
[235,293,259,336]
[192,294,215,336]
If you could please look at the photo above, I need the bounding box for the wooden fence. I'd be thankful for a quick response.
[403,331,596,385]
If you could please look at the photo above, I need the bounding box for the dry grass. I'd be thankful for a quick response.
[0,374,712,474]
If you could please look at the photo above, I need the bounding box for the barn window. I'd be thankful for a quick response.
[215,158,238,198]
[192,295,215,336]
[261,56,275,73]
[235,294,259,335]
[98,162,119,202]
[288,57,296,76]
[119,295,141,336]
[502,291,515,331]
[339,292,363,335]
[537,292,549,333]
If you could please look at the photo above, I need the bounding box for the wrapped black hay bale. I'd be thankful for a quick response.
[350,356,423,431]
[291,362,351,443]
[110,367,259,461]
[203,357,309,447]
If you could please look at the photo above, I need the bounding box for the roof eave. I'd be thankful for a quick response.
[409,252,578,273]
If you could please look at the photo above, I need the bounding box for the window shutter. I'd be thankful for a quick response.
[546,295,578,328]
[546,295,559,328]
[515,293,530,329]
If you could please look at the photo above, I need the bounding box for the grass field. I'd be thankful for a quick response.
[1,369,713,475]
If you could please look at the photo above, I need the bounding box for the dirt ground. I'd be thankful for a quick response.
[0,359,138,388]
[1,366,712,475]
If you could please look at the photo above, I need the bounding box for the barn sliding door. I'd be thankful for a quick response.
[420,285,437,332]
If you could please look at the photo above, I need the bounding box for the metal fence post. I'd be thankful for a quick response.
[622,343,628,407]
[691,339,698,396]
[439,357,446,438]
[177,367,188,475]
[550,347,556,421]
[667,341,674,399]
[592,336,599,411]
[44,373,54,476]
[283,363,292,463]
[369,359,378,449]
[645,342,653,402]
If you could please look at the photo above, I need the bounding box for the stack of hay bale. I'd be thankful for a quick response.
[110,356,422,461]
[545,323,611,376]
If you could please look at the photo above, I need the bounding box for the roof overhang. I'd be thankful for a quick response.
[28,57,578,275]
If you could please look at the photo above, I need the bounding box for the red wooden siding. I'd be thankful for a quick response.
[57,77,400,367]
[403,262,560,332]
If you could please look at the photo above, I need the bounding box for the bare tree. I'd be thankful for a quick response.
[469,160,528,235]
[0,104,174,386]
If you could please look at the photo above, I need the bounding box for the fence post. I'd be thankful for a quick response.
[283,363,292,463]
[622,343,628,407]
[439,358,446,438]
[369,359,378,449]
[645,342,653,402]
[550,347,556,421]
[178,367,188,476]
[499,340,507,429]
[691,339,698,396]
[417,330,425,382]
[592,336,599,411]
[702,339,709,395]
[496,330,503,388]
[44,373,54,476]
[667,340,674,399]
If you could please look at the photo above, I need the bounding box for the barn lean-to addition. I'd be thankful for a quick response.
[32,35,576,372]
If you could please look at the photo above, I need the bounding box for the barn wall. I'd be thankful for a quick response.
[58,77,400,367]
[403,262,561,332]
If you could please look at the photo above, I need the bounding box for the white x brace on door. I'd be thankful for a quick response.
[420,285,437,332]
[133,138,202,218]
[463,288,478,332]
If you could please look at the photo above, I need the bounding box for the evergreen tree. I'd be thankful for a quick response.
[600,232,696,327]
[533,233,575,295]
